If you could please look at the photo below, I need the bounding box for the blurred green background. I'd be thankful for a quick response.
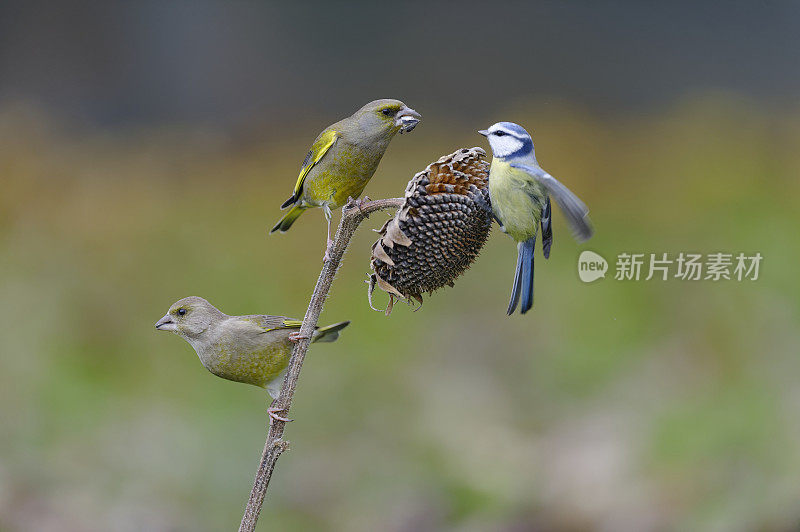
[1,2,800,531]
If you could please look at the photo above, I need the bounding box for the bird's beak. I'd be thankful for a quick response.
[478,129,490,137]
[396,107,421,133]
[155,314,177,332]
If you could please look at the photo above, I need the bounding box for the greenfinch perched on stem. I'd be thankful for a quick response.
[155,296,349,422]
[479,122,593,315]
[270,99,421,259]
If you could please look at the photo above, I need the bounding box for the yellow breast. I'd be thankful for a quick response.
[302,142,388,209]
[488,159,545,242]
[203,336,292,388]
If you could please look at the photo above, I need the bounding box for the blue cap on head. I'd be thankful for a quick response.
[495,122,531,139]
[484,121,534,159]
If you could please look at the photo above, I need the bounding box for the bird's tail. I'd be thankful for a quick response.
[507,237,536,315]
[270,204,306,234]
[311,321,351,343]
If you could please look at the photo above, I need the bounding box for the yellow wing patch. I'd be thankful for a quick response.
[245,315,302,333]
[292,129,338,199]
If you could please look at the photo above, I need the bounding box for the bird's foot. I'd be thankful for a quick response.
[267,405,293,424]
[345,196,371,215]
[323,238,334,262]
[288,331,310,343]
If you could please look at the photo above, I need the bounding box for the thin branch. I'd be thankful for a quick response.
[238,197,404,532]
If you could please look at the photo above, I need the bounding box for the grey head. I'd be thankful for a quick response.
[154,296,226,339]
[345,98,422,142]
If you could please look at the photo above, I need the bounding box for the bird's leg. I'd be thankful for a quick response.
[288,331,310,342]
[493,213,507,233]
[323,205,333,262]
[267,400,292,425]
[324,221,333,261]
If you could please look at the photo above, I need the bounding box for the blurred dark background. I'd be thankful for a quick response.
[2,1,799,128]
[1,2,799,531]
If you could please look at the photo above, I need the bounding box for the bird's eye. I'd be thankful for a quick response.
[381,108,393,116]
[494,131,506,137]
[177,308,186,316]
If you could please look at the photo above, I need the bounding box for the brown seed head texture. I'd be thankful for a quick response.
[369,147,493,314]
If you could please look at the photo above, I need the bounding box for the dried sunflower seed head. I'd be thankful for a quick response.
[369,147,492,314]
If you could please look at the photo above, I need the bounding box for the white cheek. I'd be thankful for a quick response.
[491,137,522,158]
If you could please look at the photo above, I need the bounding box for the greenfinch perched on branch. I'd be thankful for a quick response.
[270,98,421,259]
[155,296,349,422]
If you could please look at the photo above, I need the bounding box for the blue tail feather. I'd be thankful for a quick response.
[507,244,524,315]
[519,237,536,314]
[507,237,536,315]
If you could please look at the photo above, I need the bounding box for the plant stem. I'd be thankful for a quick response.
[238,197,404,532]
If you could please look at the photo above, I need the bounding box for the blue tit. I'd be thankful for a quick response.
[479,122,593,314]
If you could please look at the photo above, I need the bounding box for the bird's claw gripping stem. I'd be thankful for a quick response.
[345,196,371,215]
[267,405,292,424]
[323,239,334,262]
[288,331,310,343]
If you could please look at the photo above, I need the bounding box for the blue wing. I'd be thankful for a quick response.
[541,195,552,258]
[510,163,593,242]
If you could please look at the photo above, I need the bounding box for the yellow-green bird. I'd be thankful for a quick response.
[270,98,421,259]
[155,296,349,422]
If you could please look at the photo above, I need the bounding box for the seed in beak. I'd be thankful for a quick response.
[396,108,421,133]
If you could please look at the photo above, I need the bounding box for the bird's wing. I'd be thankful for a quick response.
[282,129,339,208]
[245,314,301,333]
[510,163,594,242]
[541,195,553,258]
